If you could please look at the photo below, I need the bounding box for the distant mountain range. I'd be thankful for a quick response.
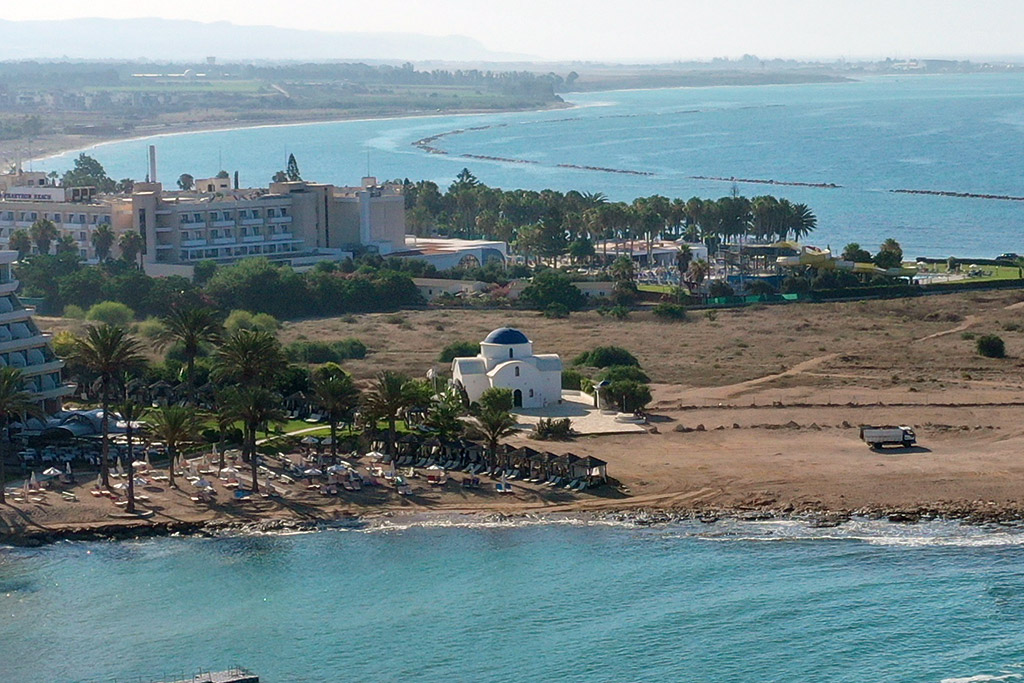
[0,18,530,62]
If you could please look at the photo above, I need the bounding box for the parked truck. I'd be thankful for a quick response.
[860,425,916,449]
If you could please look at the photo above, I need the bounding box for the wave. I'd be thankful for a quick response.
[941,673,1023,683]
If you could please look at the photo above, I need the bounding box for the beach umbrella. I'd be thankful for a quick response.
[321,436,333,446]
[303,468,323,477]
[220,466,239,476]
[116,460,125,476]
[133,477,148,487]
[367,450,386,461]
[42,467,62,476]
[326,465,347,474]
[65,462,72,475]
[426,464,444,471]
[29,471,37,486]
[194,478,213,489]
[112,482,129,490]
[145,452,152,468]
[131,460,148,470]
[301,436,320,446]
[95,473,102,488]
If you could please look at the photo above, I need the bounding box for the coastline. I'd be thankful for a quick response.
[6,499,1024,547]
[11,100,574,167]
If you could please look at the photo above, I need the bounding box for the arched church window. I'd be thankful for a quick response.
[529,389,534,397]
[509,348,513,358]
[515,367,520,377]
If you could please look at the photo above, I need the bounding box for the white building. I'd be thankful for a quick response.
[451,327,562,409]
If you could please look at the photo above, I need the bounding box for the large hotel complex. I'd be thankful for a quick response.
[0,154,416,277]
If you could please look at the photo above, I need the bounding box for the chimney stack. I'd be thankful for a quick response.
[148,145,158,184]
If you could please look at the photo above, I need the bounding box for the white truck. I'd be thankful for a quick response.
[860,425,916,449]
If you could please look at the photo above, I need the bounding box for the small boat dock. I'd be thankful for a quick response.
[160,668,259,683]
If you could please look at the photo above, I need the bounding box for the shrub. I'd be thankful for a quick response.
[438,340,480,363]
[544,302,570,318]
[608,305,630,320]
[251,313,280,332]
[574,345,639,368]
[598,365,651,384]
[520,270,586,311]
[135,317,164,339]
[531,417,573,440]
[977,334,1006,358]
[562,367,586,390]
[86,300,134,326]
[961,331,976,340]
[781,276,811,294]
[652,302,687,321]
[708,281,735,298]
[62,304,85,319]
[285,338,367,364]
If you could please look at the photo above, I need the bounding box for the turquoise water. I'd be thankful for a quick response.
[34,73,1024,258]
[3,518,1024,682]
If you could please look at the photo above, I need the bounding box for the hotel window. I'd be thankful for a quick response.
[79,249,87,259]
[266,244,277,253]
[102,215,111,224]
[280,207,288,216]
[238,210,248,220]
[78,232,86,241]
[267,208,277,218]
[222,211,233,221]
[29,212,37,221]
[240,227,249,237]
[210,229,220,239]
[180,251,188,261]
[90,215,98,224]
[52,213,61,223]
[251,226,261,235]
[193,213,202,223]
[210,212,219,222]
[180,215,191,224]
[250,209,260,218]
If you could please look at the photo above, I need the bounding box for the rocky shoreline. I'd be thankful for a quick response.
[6,499,1024,547]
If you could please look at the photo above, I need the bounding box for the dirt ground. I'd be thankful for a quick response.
[13,288,1024,537]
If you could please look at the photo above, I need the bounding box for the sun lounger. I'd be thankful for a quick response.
[564,479,579,490]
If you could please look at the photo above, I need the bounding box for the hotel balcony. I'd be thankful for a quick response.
[241,218,264,226]
[242,234,264,243]
[212,237,236,245]
[0,280,19,295]
[33,384,76,401]
[181,238,207,247]
[267,232,295,241]
[0,334,53,355]
[211,220,236,228]
[20,360,65,378]
[0,308,33,325]
[269,215,293,224]
[181,222,208,229]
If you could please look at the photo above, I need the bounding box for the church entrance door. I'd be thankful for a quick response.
[513,389,523,408]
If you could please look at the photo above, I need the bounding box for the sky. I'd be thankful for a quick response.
[5,0,1023,62]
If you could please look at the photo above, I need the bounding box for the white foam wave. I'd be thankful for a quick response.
[941,673,1022,683]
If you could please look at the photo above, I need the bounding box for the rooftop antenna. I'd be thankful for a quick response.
[366,151,371,178]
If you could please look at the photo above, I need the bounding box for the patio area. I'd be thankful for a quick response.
[512,391,648,435]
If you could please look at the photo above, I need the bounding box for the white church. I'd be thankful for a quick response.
[451,327,563,408]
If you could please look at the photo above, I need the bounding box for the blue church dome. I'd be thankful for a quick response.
[484,327,530,345]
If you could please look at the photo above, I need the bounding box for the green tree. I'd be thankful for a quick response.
[520,270,585,311]
[86,301,135,326]
[474,405,518,467]
[29,219,58,255]
[212,329,287,390]
[9,229,30,259]
[91,224,115,261]
[425,386,466,441]
[286,154,302,182]
[438,340,479,363]
[61,153,115,192]
[118,230,144,266]
[54,234,78,255]
[155,307,223,403]
[0,368,43,504]
[310,363,360,460]
[71,325,145,489]
[841,243,872,263]
[221,386,285,493]
[148,405,203,489]
[607,379,652,413]
[177,174,195,191]
[272,171,288,183]
[362,370,412,455]
[115,399,147,513]
[479,387,514,414]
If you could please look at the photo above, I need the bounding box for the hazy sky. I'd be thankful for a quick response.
[6,0,1023,62]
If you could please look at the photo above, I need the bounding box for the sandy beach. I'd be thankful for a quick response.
[8,288,1024,541]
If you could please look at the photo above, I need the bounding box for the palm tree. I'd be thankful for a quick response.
[155,307,223,402]
[149,405,202,489]
[71,325,145,489]
[675,245,693,286]
[115,399,148,513]
[213,397,237,470]
[0,368,43,504]
[310,363,360,461]
[118,230,144,267]
[55,234,78,255]
[687,259,711,291]
[9,230,30,259]
[91,224,115,261]
[362,370,412,455]
[212,329,286,390]
[29,218,58,255]
[222,386,284,493]
[474,407,517,469]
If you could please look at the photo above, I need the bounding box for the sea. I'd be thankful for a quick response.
[3,517,1024,682]
[33,72,1024,259]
